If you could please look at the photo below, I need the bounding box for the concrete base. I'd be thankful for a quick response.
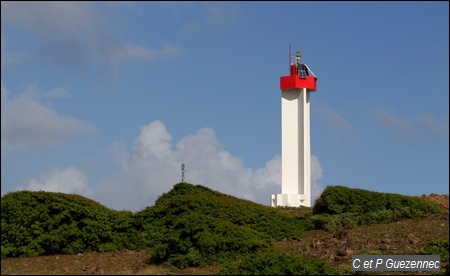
[271,194,309,207]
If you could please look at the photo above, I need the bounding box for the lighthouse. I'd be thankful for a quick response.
[271,49,317,207]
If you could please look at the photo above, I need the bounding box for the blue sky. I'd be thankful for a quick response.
[1,1,448,212]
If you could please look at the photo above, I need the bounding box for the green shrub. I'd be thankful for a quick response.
[219,249,340,275]
[1,246,14,259]
[146,213,270,268]
[313,186,442,216]
[312,186,442,228]
[4,181,443,272]
[304,186,442,232]
[310,214,341,232]
[136,183,321,268]
[359,209,398,225]
[308,212,359,232]
[418,240,449,262]
[339,212,359,229]
[139,182,308,241]
[1,191,144,257]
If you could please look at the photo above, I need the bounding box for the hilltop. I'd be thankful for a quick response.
[1,183,448,275]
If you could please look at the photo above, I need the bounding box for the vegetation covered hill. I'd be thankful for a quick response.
[1,190,144,257]
[1,183,448,275]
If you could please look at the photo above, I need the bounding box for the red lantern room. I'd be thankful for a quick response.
[280,50,317,91]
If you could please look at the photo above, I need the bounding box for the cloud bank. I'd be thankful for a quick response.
[22,166,91,197]
[21,120,324,212]
[181,2,239,34]
[1,1,185,76]
[95,120,324,211]
[371,107,449,142]
[1,83,96,152]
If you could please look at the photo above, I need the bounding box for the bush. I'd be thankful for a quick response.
[359,209,398,225]
[339,212,359,229]
[2,184,310,259]
[140,183,308,240]
[146,213,270,268]
[313,186,442,216]
[418,240,449,262]
[219,249,340,275]
[308,212,359,232]
[1,191,144,257]
[311,186,442,231]
[309,214,341,232]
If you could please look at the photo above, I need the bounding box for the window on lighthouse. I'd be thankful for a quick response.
[298,69,307,78]
[297,64,309,79]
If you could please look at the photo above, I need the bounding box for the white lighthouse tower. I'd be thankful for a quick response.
[271,48,317,207]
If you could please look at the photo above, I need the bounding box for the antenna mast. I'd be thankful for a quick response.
[288,43,292,73]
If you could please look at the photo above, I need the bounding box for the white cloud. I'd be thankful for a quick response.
[43,87,70,99]
[93,120,324,212]
[1,2,185,76]
[1,83,96,152]
[1,34,32,69]
[202,2,239,29]
[21,166,91,197]
[132,120,173,160]
[107,43,185,63]
[181,2,239,35]
[372,107,418,141]
[418,114,449,139]
[314,103,354,141]
[371,107,448,142]
[311,154,324,201]
[1,1,98,38]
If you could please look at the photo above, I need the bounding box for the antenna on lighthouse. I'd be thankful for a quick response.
[288,43,292,73]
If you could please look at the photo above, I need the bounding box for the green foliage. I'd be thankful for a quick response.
[1,191,145,258]
[309,186,443,231]
[139,182,309,268]
[136,183,309,240]
[308,213,359,232]
[146,213,270,268]
[309,214,339,232]
[360,209,398,224]
[2,181,446,274]
[313,186,442,216]
[218,249,342,275]
[418,240,449,262]
[1,183,311,263]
